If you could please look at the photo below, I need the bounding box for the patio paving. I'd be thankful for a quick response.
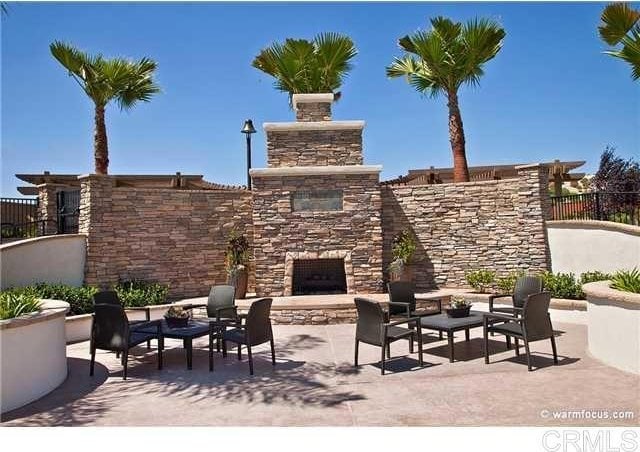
[2,321,638,426]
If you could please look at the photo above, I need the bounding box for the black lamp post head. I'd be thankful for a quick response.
[241,119,256,134]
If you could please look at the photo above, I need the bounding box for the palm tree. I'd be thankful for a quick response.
[252,32,357,102]
[387,17,505,183]
[50,41,161,174]
[599,2,640,80]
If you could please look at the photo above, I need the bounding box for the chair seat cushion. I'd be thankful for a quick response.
[386,325,414,340]
[488,321,523,337]
[130,331,159,347]
[223,328,246,344]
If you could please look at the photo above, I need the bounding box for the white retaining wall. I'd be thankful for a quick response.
[547,221,639,277]
[0,235,86,289]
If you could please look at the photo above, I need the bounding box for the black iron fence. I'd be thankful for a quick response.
[57,189,80,234]
[1,197,40,242]
[551,191,640,225]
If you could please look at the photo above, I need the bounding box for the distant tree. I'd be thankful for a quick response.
[598,2,640,80]
[387,17,505,183]
[592,146,640,193]
[50,41,161,174]
[1,2,8,16]
[252,33,357,102]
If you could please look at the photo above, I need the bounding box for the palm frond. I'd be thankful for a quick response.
[252,32,356,97]
[599,2,640,46]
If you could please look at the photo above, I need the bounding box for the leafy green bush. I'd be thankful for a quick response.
[610,268,640,294]
[465,270,495,293]
[1,280,169,316]
[495,270,526,294]
[114,280,168,308]
[541,272,584,299]
[579,271,611,285]
[0,291,42,320]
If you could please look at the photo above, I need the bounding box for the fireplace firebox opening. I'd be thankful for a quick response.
[292,259,347,295]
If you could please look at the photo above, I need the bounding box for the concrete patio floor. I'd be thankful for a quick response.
[2,321,638,427]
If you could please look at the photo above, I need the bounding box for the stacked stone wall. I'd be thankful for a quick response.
[266,129,363,167]
[381,166,552,290]
[79,175,252,299]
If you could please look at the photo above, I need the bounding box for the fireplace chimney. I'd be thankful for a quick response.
[292,93,334,122]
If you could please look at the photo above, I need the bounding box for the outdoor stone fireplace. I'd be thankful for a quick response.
[251,93,384,297]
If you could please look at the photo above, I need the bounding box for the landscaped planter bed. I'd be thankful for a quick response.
[1,299,69,414]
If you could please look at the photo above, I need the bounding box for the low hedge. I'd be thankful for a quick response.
[1,281,169,316]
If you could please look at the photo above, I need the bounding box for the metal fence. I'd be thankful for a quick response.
[1,197,41,242]
[551,191,640,225]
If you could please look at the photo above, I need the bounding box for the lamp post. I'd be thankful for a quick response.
[241,119,256,190]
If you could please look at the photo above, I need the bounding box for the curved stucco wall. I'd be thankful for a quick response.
[547,221,640,276]
[583,281,640,375]
[0,300,69,413]
[0,234,86,289]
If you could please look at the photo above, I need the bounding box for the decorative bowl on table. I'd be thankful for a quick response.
[446,296,472,318]
[164,306,190,328]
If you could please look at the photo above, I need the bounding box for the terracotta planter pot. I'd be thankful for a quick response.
[229,268,249,299]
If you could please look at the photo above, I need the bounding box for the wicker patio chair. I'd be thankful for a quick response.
[387,281,443,340]
[221,298,275,375]
[354,297,423,375]
[90,303,163,380]
[483,291,558,371]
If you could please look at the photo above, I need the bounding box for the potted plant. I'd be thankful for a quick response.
[225,230,250,299]
[164,306,190,328]
[446,296,473,318]
[388,229,417,282]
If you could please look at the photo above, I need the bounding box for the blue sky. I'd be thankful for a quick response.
[1,1,638,197]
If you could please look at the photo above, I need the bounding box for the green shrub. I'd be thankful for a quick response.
[610,268,640,294]
[579,271,611,285]
[465,270,495,293]
[0,291,42,320]
[114,280,168,308]
[495,270,527,294]
[541,272,584,299]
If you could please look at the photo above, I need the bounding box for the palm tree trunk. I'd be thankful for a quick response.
[93,104,109,175]
[447,90,470,183]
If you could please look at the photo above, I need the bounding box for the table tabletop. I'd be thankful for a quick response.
[419,310,485,331]
[137,319,214,339]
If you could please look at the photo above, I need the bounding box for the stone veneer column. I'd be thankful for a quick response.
[293,93,333,122]
[516,163,552,273]
[78,174,118,289]
[36,184,62,235]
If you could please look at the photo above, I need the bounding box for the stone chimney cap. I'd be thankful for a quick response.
[292,93,334,110]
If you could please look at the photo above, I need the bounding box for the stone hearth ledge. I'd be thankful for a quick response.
[250,165,382,177]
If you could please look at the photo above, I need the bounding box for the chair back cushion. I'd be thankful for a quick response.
[387,281,416,314]
[93,290,121,305]
[523,292,553,341]
[93,303,129,350]
[207,285,236,318]
[354,297,385,346]
[246,298,273,345]
[513,276,543,308]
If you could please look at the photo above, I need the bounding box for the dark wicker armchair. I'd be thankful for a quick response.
[354,297,423,375]
[93,290,153,352]
[221,298,275,375]
[90,303,163,380]
[483,291,558,371]
[488,276,543,315]
[387,281,443,339]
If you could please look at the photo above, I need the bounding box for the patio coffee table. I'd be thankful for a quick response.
[139,319,221,370]
[420,310,484,363]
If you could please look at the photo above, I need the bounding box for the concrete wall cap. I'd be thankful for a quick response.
[292,93,334,109]
[263,121,365,132]
[250,165,382,177]
[547,220,640,236]
[0,233,87,251]
[583,280,640,306]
